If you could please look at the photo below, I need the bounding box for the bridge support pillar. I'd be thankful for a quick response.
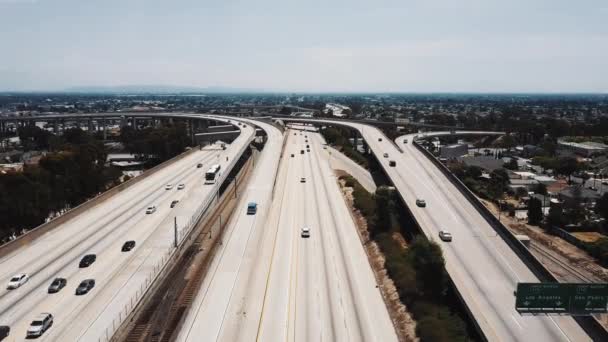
[88,118,94,132]
[53,120,58,134]
[102,119,107,140]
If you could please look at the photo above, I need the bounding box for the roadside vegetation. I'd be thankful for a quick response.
[341,175,473,342]
[0,127,121,241]
[320,126,369,168]
[119,123,190,165]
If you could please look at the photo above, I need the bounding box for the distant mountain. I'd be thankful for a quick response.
[64,85,262,94]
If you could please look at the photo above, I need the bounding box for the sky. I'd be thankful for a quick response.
[0,0,607,93]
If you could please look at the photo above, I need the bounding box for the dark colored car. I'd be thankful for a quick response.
[306,144,309,148]
[121,240,136,252]
[291,154,294,158]
[47,278,67,294]
[79,254,96,268]
[0,325,9,341]
[75,279,95,295]
[197,163,203,168]
[389,160,396,167]
[300,150,304,154]
[170,200,179,208]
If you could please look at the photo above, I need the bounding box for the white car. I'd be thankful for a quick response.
[177,184,185,190]
[7,273,29,290]
[301,227,311,238]
[438,230,453,242]
[26,313,53,338]
[165,184,173,190]
[146,206,157,214]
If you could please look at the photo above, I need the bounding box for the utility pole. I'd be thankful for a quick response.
[174,217,178,248]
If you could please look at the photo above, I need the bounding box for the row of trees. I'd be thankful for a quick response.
[119,124,190,163]
[342,176,471,341]
[0,128,122,241]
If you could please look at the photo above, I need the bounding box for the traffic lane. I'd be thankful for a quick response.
[398,139,588,341]
[3,150,223,340]
[216,129,299,341]
[256,133,303,341]
[0,149,219,320]
[308,135,397,342]
[0,148,213,284]
[50,146,239,341]
[176,118,283,342]
[397,138,586,340]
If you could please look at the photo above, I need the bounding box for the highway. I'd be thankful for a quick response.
[280,118,590,341]
[0,118,255,341]
[176,117,285,342]
[177,124,396,342]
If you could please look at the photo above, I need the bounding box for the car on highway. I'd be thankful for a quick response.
[0,325,9,340]
[389,160,396,167]
[197,163,203,168]
[438,230,453,242]
[6,273,29,290]
[247,202,257,215]
[47,278,67,293]
[121,240,136,252]
[291,154,294,157]
[301,227,311,238]
[177,184,185,190]
[416,199,426,207]
[403,139,408,144]
[165,184,173,190]
[79,254,96,268]
[306,144,309,148]
[300,150,304,154]
[170,200,179,208]
[383,153,388,158]
[306,149,310,152]
[300,177,306,183]
[146,206,157,214]
[26,313,53,338]
[75,279,95,295]
[378,138,382,142]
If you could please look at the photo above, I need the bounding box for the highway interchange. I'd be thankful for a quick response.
[0,113,597,341]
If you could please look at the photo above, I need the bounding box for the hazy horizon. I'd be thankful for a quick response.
[1,0,607,93]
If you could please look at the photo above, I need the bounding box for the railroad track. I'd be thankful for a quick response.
[118,154,254,342]
[530,242,598,283]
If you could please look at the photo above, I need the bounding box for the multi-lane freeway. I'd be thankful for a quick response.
[177,124,397,342]
[0,112,599,342]
[0,118,254,341]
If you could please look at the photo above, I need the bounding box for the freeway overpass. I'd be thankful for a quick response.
[277,117,592,341]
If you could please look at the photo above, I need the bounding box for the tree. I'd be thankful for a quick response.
[504,158,518,170]
[547,203,563,228]
[533,183,548,196]
[374,187,393,233]
[595,193,608,220]
[555,156,578,182]
[528,198,543,225]
[408,236,447,298]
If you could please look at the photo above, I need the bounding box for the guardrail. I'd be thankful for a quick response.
[0,148,198,258]
[412,141,608,341]
[98,128,254,341]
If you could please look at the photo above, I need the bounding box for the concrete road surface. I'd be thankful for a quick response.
[176,118,284,342]
[177,125,396,342]
[280,118,590,341]
[0,119,254,341]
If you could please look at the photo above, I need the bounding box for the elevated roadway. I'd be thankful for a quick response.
[279,118,590,342]
[0,116,255,341]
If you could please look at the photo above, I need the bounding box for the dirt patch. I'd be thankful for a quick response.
[480,198,608,282]
[572,232,604,243]
[338,178,418,342]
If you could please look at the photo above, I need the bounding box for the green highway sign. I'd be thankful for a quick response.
[515,283,608,315]
[570,283,608,314]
